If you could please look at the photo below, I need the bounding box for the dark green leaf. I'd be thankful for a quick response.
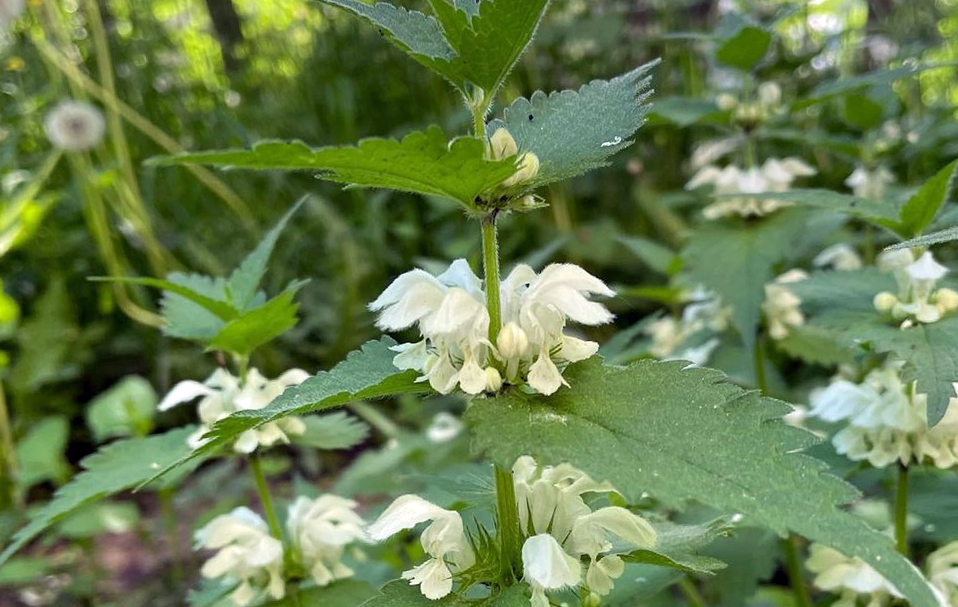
[264,580,377,607]
[623,518,733,574]
[843,94,884,131]
[207,281,308,356]
[898,160,958,238]
[14,416,70,488]
[715,26,771,71]
[489,61,657,187]
[617,235,678,275]
[155,127,516,209]
[362,580,526,607]
[466,359,937,607]
[648,96,720,127]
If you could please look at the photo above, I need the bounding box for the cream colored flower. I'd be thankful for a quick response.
[43,101,106,152]
[159,367,309,453]
[846,165,894,200]
[286,495,365,586]
[688,158,815,219]
[195,507,285,606]
[806,543,902,607]
[814,244,863,271]
[762,270,807,340]
[927,541,958,604]
[874,249,955,324]
[644,287,728,365]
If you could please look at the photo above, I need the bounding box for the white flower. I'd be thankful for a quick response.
[927,541,958,605]
[370,260,613,396]
[0,0,24,30]
[644,288,729,365]
[762,270,807,340]
[814,244,863,271]
[874,249,954,324]
[286,495,365,586]
[513,456,656,600]
[159,367,309,453]
[845,165,895,200]
[808,362,958,469]
[366,495,474,600]
[426,412,463,443]
[195,507,285,606]
[688,158,815,219]
[806,543,902,607]
[43,101,106,152]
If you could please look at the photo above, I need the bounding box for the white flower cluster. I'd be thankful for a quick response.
[644,287,729,366]
[686,157,816,219]
[367,457,656,606]
[716,81,783,125]
[43,101,106,152]
[761,269,807,340]
[195,497,365,606]
[846,165,895,201]
[814,243,863,272]
[808,540,958,607]
[808,361,958,468]
[159,368,309,453]
[873,249,958,325]
[370,259,614,396]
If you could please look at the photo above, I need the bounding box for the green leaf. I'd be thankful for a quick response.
[264,580,377,607]
[207,281,308,356]
[362,580,526,607]
[702,526,780,607]
[843,93,884,131]
[733,189,902,234]
[160,273,230,341]
[681,209,808,350]
[465,359,937,607]
[624,518,733,574]
[773,325,857,367]
[898,160,958,238]
[797,62,958,108]
[14,416,70,488]
[9,278,78,394]
[295,412,370,450]
[227,199,305,312]
[648,96,720,127]
[886,225,958,250]
[56,501,139,538]
[139,338,430,486]
[617,235,678,276]
[155,127,516,209]
[488,61,657,187]
[85,376,157,443]
[0,557,51,587]
[715,25,771,71]
[91,276,237,321]
[0,427,204,567]
[425,0,550,95]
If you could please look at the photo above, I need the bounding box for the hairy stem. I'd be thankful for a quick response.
[494,463,521,582]
[481,215,503,344]
[895,463,909,556]
[348,401,400,440]
[250,454,284,541]
[159,487,184,586]
[782,535,813,607]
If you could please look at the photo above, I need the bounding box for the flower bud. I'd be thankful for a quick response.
[716,93,737,111]
[497,322,529,361]
[484,366,503,393]
[758,82,782,107]
[873,292,898,314]
[504,152,540,187]
[489,127,518,160]
[934,288,958,313]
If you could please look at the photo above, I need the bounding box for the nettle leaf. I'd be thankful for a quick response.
[265,580,377,607]
[715,25,771,71]
[843,93,884,131]
[488,61,657,187]
[85,376,157,443]
[425,0,550,95]
[363,580,526,607]
[774,325,857,367]
[898,160,958,238]
[0,427,204,567]
[139,338,430,486]
[295,411,370,450]
[227,199,304,312]
[466,359,937,607]
[160,273,230,341]
[681,209,809,350]
[624,518,733,574]
[157,127,516,209]
[789,268,894,316]
[91,276,237,321]
[887,225,958,250]
[648,96,721,127]
[207,280,308,357]
[617,235,679,276]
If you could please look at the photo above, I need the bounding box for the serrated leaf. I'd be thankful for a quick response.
[425,0,550,95]
[160,273,230,341]
[362,580,526,607]
[0,427,204,567]
[91,276,237,321]
[788,268,894,316]
[715,25,771,71]
[624,518,732,574]
[703,526,779,607]
[155,127,515,209]
[139,338,430,487]
[488,61,657,187]
[886,225,958,250]
[227,199,304,312]
[773,325,857,366]
[207,280,308,356]
[85,375,157,443]
[898,160,958,238]
[681,209,808,350]
[649,96,720,127]
[465,359,937,607]
[295,412,370,450]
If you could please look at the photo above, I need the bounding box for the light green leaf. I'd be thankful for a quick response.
[15,416,70,488]
[160,273,230,341]
[624,518,733,574]
[425,0,550,95]
[227,199,305,312]
[788,268,893,316]
[703,526,780,607]
[139,338,430,486]
[155,127,516,209]
[617,235,678,275]
[56,501,139,538]
[734,189,901,234]
[886,225,958,250]
[465,359,937,607]
[715,25,771,71]
[295,412,370,450]
[362,580,526,607]
[91,276,237,321]
[843,93,884,131]
[0,427,204,567]
[797,62,958,108]
[681,209,808,350]
[774,325,857,367]
[649,96,720,127]
[488,61,657,187]
[898,160,958,238]
[207,280,308,356]
[264,580,377,607]
[85,376,157,443]
[0,557,51,587]
[9,278,78,394]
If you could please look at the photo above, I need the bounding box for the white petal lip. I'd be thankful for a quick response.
[366,494,454,541]
[158,380,215,411]
[907,251,948,281]
[522,533,582,589]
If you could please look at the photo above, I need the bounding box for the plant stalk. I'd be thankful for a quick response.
[494,463,521,582]
[677,576,706,607]
[895,463,909,556]
[481,215,503,344]
[249,454,284,542]
[0,381,20,510]
[782,534,814,607]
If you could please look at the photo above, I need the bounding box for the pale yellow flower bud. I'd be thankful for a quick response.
[497,322,529,361]
[489,127,518,160]
[484,366,503,393]
[716,93,737,111]
[873,292,898,314]
[503,151,540,187]
[934,288,958,313]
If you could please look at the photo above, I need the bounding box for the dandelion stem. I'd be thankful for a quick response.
[250,454,284,542]
[895,463,909,556]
